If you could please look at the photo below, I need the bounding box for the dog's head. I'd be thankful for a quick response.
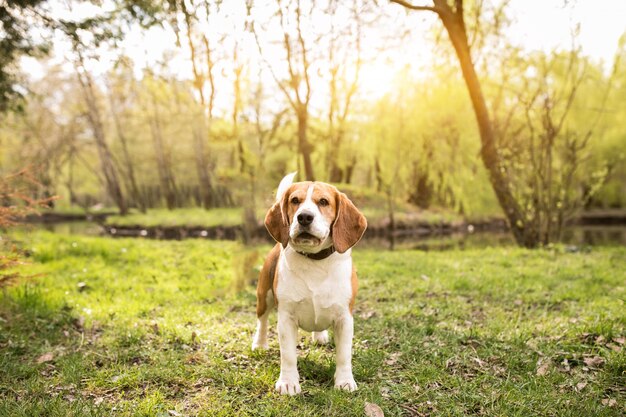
[265,173,367,254]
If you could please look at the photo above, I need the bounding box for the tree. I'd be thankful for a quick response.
[389,0,592,247]
[326,0,364,183]
[250,0,317,180]
[71,41,128,214]
[106,59,146,212]
[491,48,618,244]
[0,0,49,113]
[143,74,179,210]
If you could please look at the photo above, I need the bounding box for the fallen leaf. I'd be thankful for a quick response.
[613,337,625,345]
[607,343,621,352]
[364,402,384,417]
[167,411,182,417]
[472,357,487,368]
[575,382,587,391]
[359,310,376,320]
[601,398,617,407]
[583,356,605,368]
[385,352,401,366]
[36,353,54,364]
[536,359,550,376]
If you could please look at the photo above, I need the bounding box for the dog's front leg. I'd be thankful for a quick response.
[333,314,357,391]
[275,312,301,395]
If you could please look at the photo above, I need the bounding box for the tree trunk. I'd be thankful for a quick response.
[374,157,383,193]
[149,93,178,210]
[436,5,535,247]
[328,129,344,183]
[391,0,540,247]
[192,120,214,208]
[344,155,357,184]
[76,66,127,215]
[179,0,219,209]
[108,91,145,213]
[297,111,315,181]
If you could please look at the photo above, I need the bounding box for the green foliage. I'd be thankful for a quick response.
[361,68,500,217]
[0,232,624,415]
[0,0,51,113]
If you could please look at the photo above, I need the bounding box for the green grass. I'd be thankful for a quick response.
[105,208,247,228]
[102,185,465,229]
[103,206,463,230]
[1,232,624,416]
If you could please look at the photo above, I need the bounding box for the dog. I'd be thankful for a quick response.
[252,172,367,395]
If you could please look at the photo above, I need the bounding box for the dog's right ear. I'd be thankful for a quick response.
[265,183,291,248]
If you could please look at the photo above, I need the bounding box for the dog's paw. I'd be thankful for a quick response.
[311,330,329,345]
[334,376,357,392]
[251,339,268,351]
[275,378,301,395]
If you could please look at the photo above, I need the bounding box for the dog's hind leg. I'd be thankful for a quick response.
[252,245,280,350]
[252,290,274,350]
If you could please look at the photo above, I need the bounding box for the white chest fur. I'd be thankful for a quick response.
[275,247,353,332]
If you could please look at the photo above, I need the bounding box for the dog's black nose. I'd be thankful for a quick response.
[297,211,314,226]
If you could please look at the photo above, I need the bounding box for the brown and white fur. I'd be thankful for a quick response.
[252,173,367,395]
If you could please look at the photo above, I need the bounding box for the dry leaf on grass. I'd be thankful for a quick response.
[385,352,401,366]
[582,356,605,368]
[36,352,54,364]
[365,402,384,417]
[536,359,550,376]
[601,398,617,407]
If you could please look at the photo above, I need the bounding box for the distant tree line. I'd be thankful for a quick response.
[0,0,624,247]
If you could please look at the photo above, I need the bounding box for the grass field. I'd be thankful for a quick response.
[104,208,247,228]
[0,232,624,416]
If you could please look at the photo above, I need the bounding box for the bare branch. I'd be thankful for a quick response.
[389,0,440,13]
[295,0,312,105]
[249,7,297,111]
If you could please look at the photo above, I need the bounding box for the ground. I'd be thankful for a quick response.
[0,232,624,416]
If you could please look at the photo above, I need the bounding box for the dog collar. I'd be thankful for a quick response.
[295,246,336,260]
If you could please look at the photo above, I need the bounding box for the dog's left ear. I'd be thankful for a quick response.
[332,192,367,253]
[265,190,290,248]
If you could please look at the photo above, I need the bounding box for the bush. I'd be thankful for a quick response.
[0,168,56,287]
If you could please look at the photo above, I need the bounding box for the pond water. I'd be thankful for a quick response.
[362,226,626,250]
[18,221,626,250]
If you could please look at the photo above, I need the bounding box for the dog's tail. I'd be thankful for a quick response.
[276,172,297,202]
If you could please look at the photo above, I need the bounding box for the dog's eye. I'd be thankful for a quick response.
[290,197,300,205]
[319,198,329,207]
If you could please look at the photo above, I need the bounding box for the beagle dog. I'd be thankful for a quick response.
[252,172,367,395]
